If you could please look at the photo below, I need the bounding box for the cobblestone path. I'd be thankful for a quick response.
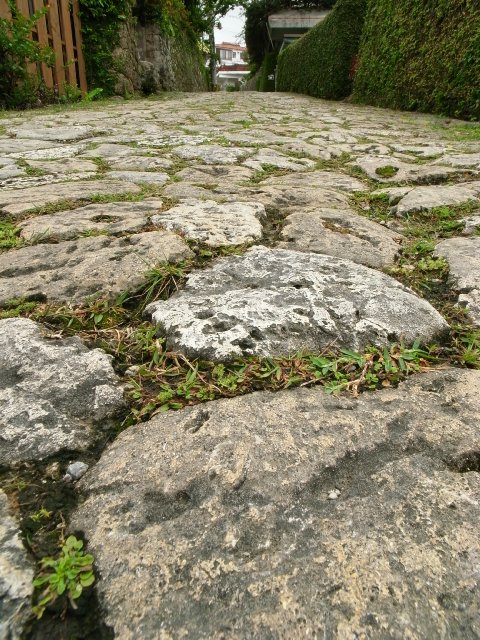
[1,93,479,639]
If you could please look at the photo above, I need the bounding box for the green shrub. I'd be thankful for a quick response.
[245,0,337,71]
[257,51,278,91]
[276,0,367,99]
[352,0,480,120]
[0,2,55,109]
[78,0,131,95]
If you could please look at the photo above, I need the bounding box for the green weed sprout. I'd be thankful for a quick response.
[32,535,95,619]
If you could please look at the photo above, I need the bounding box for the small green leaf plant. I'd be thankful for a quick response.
[32,535,95,619]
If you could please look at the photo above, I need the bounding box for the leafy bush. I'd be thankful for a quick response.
[0,2,55,109]
[276,0,367,99]
[245,0,337,70]
[352,0,480,120]
[257,51,278,91]
[78,0,131,95]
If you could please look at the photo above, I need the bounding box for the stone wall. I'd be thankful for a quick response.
[113,21,208,95]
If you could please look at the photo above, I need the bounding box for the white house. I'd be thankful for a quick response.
[215,42,250,89]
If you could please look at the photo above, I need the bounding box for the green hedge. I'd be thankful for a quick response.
[352,0,480,120]
[276,0,367,99]
[257,51,278,91]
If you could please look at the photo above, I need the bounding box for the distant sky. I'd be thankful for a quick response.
[214,7,246,46]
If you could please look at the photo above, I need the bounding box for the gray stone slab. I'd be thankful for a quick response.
[0,318,125,465]
[163,183,218,200]
[350,155,455,183]
[243,148,315,172]
[0,139,61,155]
[146,246,448,361]
[28,158,98,175]
[0,490,34,640]
[152,200,265,247]
[263,170,366,193]
[175,165,253,184]
[8,124,93,142]
[106,170,169,185]
[278,208,402,268]
[433,153,480,168]
[18,199,163,241]
[13,142,89,161]
[461,214,480,235]
[247,185,351,210]
[0,231,192,305]
[109,156,172,171]
[0,180,142,217]
[392,144,446,158]
[79,143,141,159]
[434,237,480,325]
[377,182,480,216]
[173,144,253,165]
[72,368,480,640]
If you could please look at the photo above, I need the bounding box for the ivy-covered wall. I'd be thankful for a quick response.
[78,0,132,95]
[276,0,366,99]
[352,0,480,120]
[79,0,207,96]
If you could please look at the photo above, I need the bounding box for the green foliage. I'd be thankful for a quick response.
[78,0,131,95]
[0,3,55,109]
[257,50,277,91]
[245,0,337,70]
[352,0,480,120]
[134,0,191,36]
[32,536,95,619]
[0,221,22,250]
[276,0,367,99]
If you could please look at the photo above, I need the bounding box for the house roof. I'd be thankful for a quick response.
[216,42,247,52]
[218,64,249,72]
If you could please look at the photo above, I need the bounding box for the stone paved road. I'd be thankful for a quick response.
[1,93,480,639]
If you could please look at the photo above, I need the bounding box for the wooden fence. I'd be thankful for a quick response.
[0,0,87,95]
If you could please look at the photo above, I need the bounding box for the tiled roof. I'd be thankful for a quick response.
[216,42,247,52]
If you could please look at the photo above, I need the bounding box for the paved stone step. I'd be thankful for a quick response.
[146,246,448,361]
[0,231,192,305]
[0,318,125,465]
[72,368,480,640]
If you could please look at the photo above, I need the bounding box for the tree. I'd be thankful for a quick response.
[200,0,246,88]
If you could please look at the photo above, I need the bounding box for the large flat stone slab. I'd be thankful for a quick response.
[0,139,61,155]
[350,155,455,183]
[173,144,253,165]
[0,490,34,640]
[175,165,253,184]
[278,208,403,268]
[146,246,448,360]
[152,200,266,247]
[433,153,480,168]
[243,148,315,172]
[105,170,169,185]
[0,318,125,465]
[8,124,93,142]
[263,170,366,193]
[0,180,142,217]
[73,368,480,640]
[377,182,480,216]
[0,231,192,305]
[18,199,164,241]
[434,237,480,325]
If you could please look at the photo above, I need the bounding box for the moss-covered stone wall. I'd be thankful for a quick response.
[276,0,367,100]
[352,0,480,120]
